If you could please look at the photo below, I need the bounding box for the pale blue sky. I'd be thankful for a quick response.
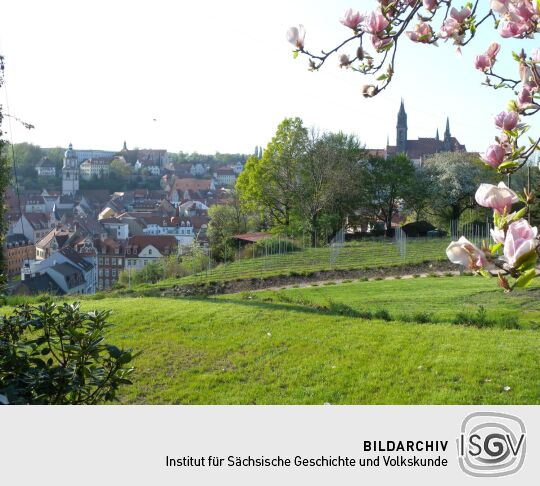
[0,0,537,154]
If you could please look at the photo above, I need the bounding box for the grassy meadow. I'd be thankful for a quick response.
[16,275,537,405]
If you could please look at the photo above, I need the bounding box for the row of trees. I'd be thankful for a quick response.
[207,117,503,258]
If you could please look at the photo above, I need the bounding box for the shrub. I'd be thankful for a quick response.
[453,305,494,328]
[374,309,392,321]
[0,302,138,405]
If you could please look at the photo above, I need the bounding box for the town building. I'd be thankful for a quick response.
[36,157,57,177]
[5,234,35,277]
[124,235,178,271]
[213,167,237,186]
[11,212,55,243]
[79,157,112,180]
[62,143,79,195]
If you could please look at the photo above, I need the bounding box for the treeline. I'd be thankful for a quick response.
[206,117,537,262]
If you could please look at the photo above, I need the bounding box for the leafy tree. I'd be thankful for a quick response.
[402,166,437,222]
[424,152,496,224]
[6,142,43,179]
[110,157,133,178]
[207,194,250,262]
[237,117,308,228]
[0,302,138,405]
[295,131,365,245]
[358,154,415,234]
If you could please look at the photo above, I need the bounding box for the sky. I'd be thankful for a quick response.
[1,0,538,155]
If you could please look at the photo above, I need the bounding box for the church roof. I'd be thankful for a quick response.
[386,137,466,159]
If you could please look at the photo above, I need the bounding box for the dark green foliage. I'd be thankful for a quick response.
[0,302,138,404]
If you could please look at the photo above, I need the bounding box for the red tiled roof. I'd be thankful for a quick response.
[127,235,178,254]
[233,232,272,243]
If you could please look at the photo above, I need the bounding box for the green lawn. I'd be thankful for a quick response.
[142,238,451,288]
[46,275,540,405]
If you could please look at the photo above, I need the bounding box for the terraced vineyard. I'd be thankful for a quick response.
[147,238,452,287]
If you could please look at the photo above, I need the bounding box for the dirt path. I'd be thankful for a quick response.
[238,270,462,293]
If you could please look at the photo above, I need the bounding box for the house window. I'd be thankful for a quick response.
[105,258,109,265]
[112,269,117,277]
[105,269,109,277]
[111,258,116,266]
[98,269,103,276]
[117,258,122,266]
[148,249,152,255]
[98,257,104,264]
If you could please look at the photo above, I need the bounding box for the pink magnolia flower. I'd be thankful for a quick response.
[450,7,471,23]
[486,42,501,60]
[340,8,364,30]
[499,20,527,38]
[503,219,538,267]
[439,18,460,39]
[474,55,491,71]
[491,0,509,14]
[532,48,540,62]
[494,111,519,130]
[423,0,438,11]
[286,25,306,49]
[364,10,389,34]
[518,87,534,108]
[406,22,434,43]
[475,181,519,215]
[481,144,506,168]
[371,34,392,51]
[491,227,506,244]
[446,237,488,270]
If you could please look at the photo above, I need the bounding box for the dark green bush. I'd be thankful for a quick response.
[0,302,138,405]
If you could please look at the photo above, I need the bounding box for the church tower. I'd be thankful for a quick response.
[443,117,452,151]
[62,143,79,195]
[396,99,408,154]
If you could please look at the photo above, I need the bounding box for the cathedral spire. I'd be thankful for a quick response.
[396,99,408,154]
[443,117,452,151]
[436,128,440,141]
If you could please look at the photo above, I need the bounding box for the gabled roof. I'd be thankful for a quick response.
[127,235,177,254]
[12,273,65,295]
[59,247,94,272]
[6,233,32,247]
[23,212,50,230]
[47,262,85,289]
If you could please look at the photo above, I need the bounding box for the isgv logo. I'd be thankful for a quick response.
[457,412,526,477]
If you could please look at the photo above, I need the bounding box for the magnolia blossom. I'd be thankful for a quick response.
[518,86,534,109]
[450,7,471,23]
[503,219,538,267]
[339,54,350,67]
[491,227,506,244]
[371,34,392,51]
[423,0,438,11]
[340,8,363,30]
[475,181,519,215]
[532,48,540,62]
[406,22,434,43]
[439,18,460,39]
[481,144,506,168]
[499,20,528,38]
[364,10,389,34]
[362,84,378,97]
[287,25,306,49]
[446,237,488,270]
[474,42,500,72]
[491,0,509,14]
[494,111,519,130]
